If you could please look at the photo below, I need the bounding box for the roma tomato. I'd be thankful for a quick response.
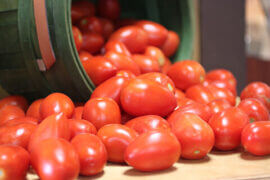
[125,115,170,134]
[161,58,172,74]
[69,119,97,139]
[240,82,270,111]
[0,105,25,126]
[26,99,43,121]
[31,138,80,180]
[206,69,237,89]
[238,98,269,122]
[97,124,137,163]
[97,0,120,20]
[79,51,93,63]
[176,97,196,109]
[135,20,168,47]
[241,121,270,156]
[109,26,148,53]
[78,16,103,34]
[186,85,215,104]
[160,31,180,57]
[145,46,166,67]
[208,85,236,106]
[121,78,177,117]
[81,32,104,54]
[72,26,83,51]
[207,80,237,96]
[175,88,185,100]
[124,130,181,172]
[71,0,95,23]
[167,60,206,90]
[132,55,160,74]
[116,70,136,79]
[0,95,28,111]
[208,107,249,150]
[0,145,30,180]
[82,97,121,130]
[71,134,107,176]
[3,117,38,126]
[71,106,84,120]
[100,18,115,39]
[208,99,232,115]
[168,113,214,159]
[82,56,117,86]
[104,40,131,56]
[39,93,75,120]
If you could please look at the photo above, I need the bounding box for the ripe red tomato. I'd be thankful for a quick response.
[206,80,237,96]
[167,60,206,90]
[238,98,269,122]
[241,121,270,156]
[145,46,166,67]
[105,51,141,75]
[99,18,115,39]
[0,105,25,126]
[125,115,170,134]
[160,31,180,57]
[206,69,237,89]
[39,93,75,120]
[26,99,43,121]
[69,119,97,139]
[79,51,93,62]
[175,88,185,100]
[82,56,117,86]
[97,124,137,162]
[71,0,95,23]
[71,106,84,119]
[116,70,136,79]
[168,113,214,159]
[240,82,270,111]
[31,138,80,180]
[121,78,177,117]
[207,99,232,115]
[82,97,121,130]
[186,85,215,104]
[104,40,131,56]
[161,58,172,74]
[97,0,120,20]
[78,16,103,34]
[109,26,148,53]
[71,134,107,176]
[124,130,181,172]
[135,20,168,47]
[176,97,196,109]
[0,95,28,112]
[3,117,38,126]
[208,85,236,106]
[208,107,249,150]
[132,55,160,74]
[0,145,30,180]
[72,26,83,51]
[81,32,104,54]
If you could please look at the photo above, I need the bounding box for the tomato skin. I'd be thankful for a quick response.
[176,97,196,109]
[81,32,104,54]
[208,107,249,150]
[71,134,107,176]
[167,60,206,90]
[208,85,236,106]
[72,26,83,51]
[125,115,170,134]
[168,113,214,159]
[0,105,25,126]
[97,0,120,20]
[31,138,80,180]
[79,51,93,63]
[0,145,30,180]
[26,99,43,121]
[241,121,270,156]
[39,93,75,120]
[109,26,148,53]
[161,58,172,74]
[71,0,95,23]
[240,82,270,111]
[97,124,137,162]
[206,69,237,89]
[161,31,180,57]
[208,99,232,115]
[69,119,97,139]
[207,80,237,96]
[99,18,115,39]
[238,98,269,122]
[135,20,168,47]
[105,40,131,56]
[175,88,185,100]
[121,112,134,124]
[145,46,166,67]
[3,117,38,126]
[82,97,121,130]
[78,16,103,34]
[121,78,177,117]
[0,95,28,112]
[124,130,181,172]
[71,106,84,120]
[116,70,136,79]
[132,55,160,74]
[186,85,215,104]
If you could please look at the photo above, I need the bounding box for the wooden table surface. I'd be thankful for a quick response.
[27,149,270,180]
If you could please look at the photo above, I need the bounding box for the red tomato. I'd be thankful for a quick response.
[72,26,83,51]
[71,134,107,175]
[207,99,232,115]
[31,138,79,180]
[71,106,84,119]
[3,117,38,126]
[238,98,269,122]
[124,130,181,172]
[186,85,215,104]
[206,69,237,89]
[145,46,166,67]
[0,145,30,180]
[208,85,236,106]
[81,32,104,54]
[82,97,121,130]
[116,70,136,79]
[28,113,70,153]
[206,80,237,96]
[69,119,97,139]
[109,26,148,53]
[39,93,74,120]
[167,60,206,90]
[168,113,214,159]
[79,51,93,62]
[105,51,141,75]
[97,124,137,162]
[99,18,115,39]
[115,18,137,29]
[241,121,270,156]
[26,99,43,121]
[240,82,270,111]
[176,97,196,109]
[138,72,175,93]
[121,78,177,117]
[135,20,168,47]
[161,58,172,74]
[125,115,170,134]
[0,95,28,111]
[78,16,103,34]
[0,122,37,149]
[208,107,249,150]
[132,55,160,74]
[0,105,25,126]
[161,31,180,57]
[104,40,131,56]
[97,0,120,20]
[71,0,95,23]
[175,88,185,100]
